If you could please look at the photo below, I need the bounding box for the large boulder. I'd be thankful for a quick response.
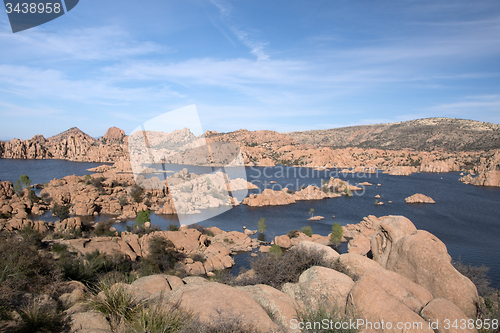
[347,234,371,256]
[347,275,433,333]
[292,240,340,264]
[238,284,300,332]
[420,298,478,333]
[371,215,417,268]
[336,253,383,281]
[282,266,354,313]
[69,311,113,333]
[131,274,184,294]
[357,269,433,313]
[386,230,479,318]
[163,282,278,332]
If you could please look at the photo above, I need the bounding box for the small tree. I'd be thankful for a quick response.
[330,223,343,247]
[269,244,283,257]
[257,217,267,234]
[135,209,151,226]
[20,175,31,189]
[301,226,313,237]
[52,203,70,221]
[14,179,23,194]
[309,208,315,217]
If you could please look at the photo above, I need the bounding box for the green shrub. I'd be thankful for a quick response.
[257,217,266,234]
[234,247,333,289]
[84,174,91,181]
[287,230,300,239]
[135,210,151,226]
[301,226,313,237]
[139,236,185,276]
[452,260,494,297]
[118,195,128,206]
[92,221,116,237]
[131,185,144,203]
[330,223,343,247]
[168,223,179,231]
[58,250,132,286]
[0,231,58,295]
[51,243,68,253]
[269,244,283,257]
[295,302,359,333]
[258,233,266,242]
[20,174,31,189]
[51,203,70,221]
[88,276,139,328]
[191,253,206,263]
[131,300,193,333]
[17,300,64,333]
[27,189,39,204]
[14,179,23,195]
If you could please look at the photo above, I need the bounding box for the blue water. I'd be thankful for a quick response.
[0,159,111,185]
[1,160,499,288]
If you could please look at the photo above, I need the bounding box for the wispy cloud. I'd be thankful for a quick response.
[208,0,270,61]
[0,101,65,117]
[430,95,500,111]
[0,65,184,104]
[0,25,163,61]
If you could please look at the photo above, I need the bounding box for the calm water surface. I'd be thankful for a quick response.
[1,159,499,287]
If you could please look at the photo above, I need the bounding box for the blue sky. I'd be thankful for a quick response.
[1,0,500,140]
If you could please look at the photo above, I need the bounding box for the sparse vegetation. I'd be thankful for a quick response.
[17,300,64,333]
[135,209,151,226]
[131,299,194,333]
[233,247,334,289]
[168,223,180,231]
[131,184,144,203]
[287,230,300,238]
[88,276,140,328]
[139,236,186,276]
[20,174,31,189]
[51,202,70,221]
[257,217,267,234]
[269,244,283,257]
[330,223,343,247]
[301,226,313,237]
[295,302,359,333]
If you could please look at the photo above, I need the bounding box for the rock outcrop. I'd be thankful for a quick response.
[405,193,436,204]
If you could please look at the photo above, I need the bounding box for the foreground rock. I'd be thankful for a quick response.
[385,230,479,318]
[282,266,354,313]
[369,216,479,318]
[405,193,436,204]
[163,282,279,332]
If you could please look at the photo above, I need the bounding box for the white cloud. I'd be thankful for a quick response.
[0,25,163,61]
[0,65,184,104]
[0,101,64,117]
[430,95,500,110]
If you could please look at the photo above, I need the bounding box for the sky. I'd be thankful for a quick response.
[1,0,500,140]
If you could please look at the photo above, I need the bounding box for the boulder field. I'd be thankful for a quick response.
[54,215,481,333]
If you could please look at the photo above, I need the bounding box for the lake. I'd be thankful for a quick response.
[1,159,499,288]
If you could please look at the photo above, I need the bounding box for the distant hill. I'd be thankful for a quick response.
[48,126,96,144]
[285,118,500,151]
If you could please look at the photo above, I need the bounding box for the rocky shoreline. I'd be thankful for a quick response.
[2,125,499,187]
